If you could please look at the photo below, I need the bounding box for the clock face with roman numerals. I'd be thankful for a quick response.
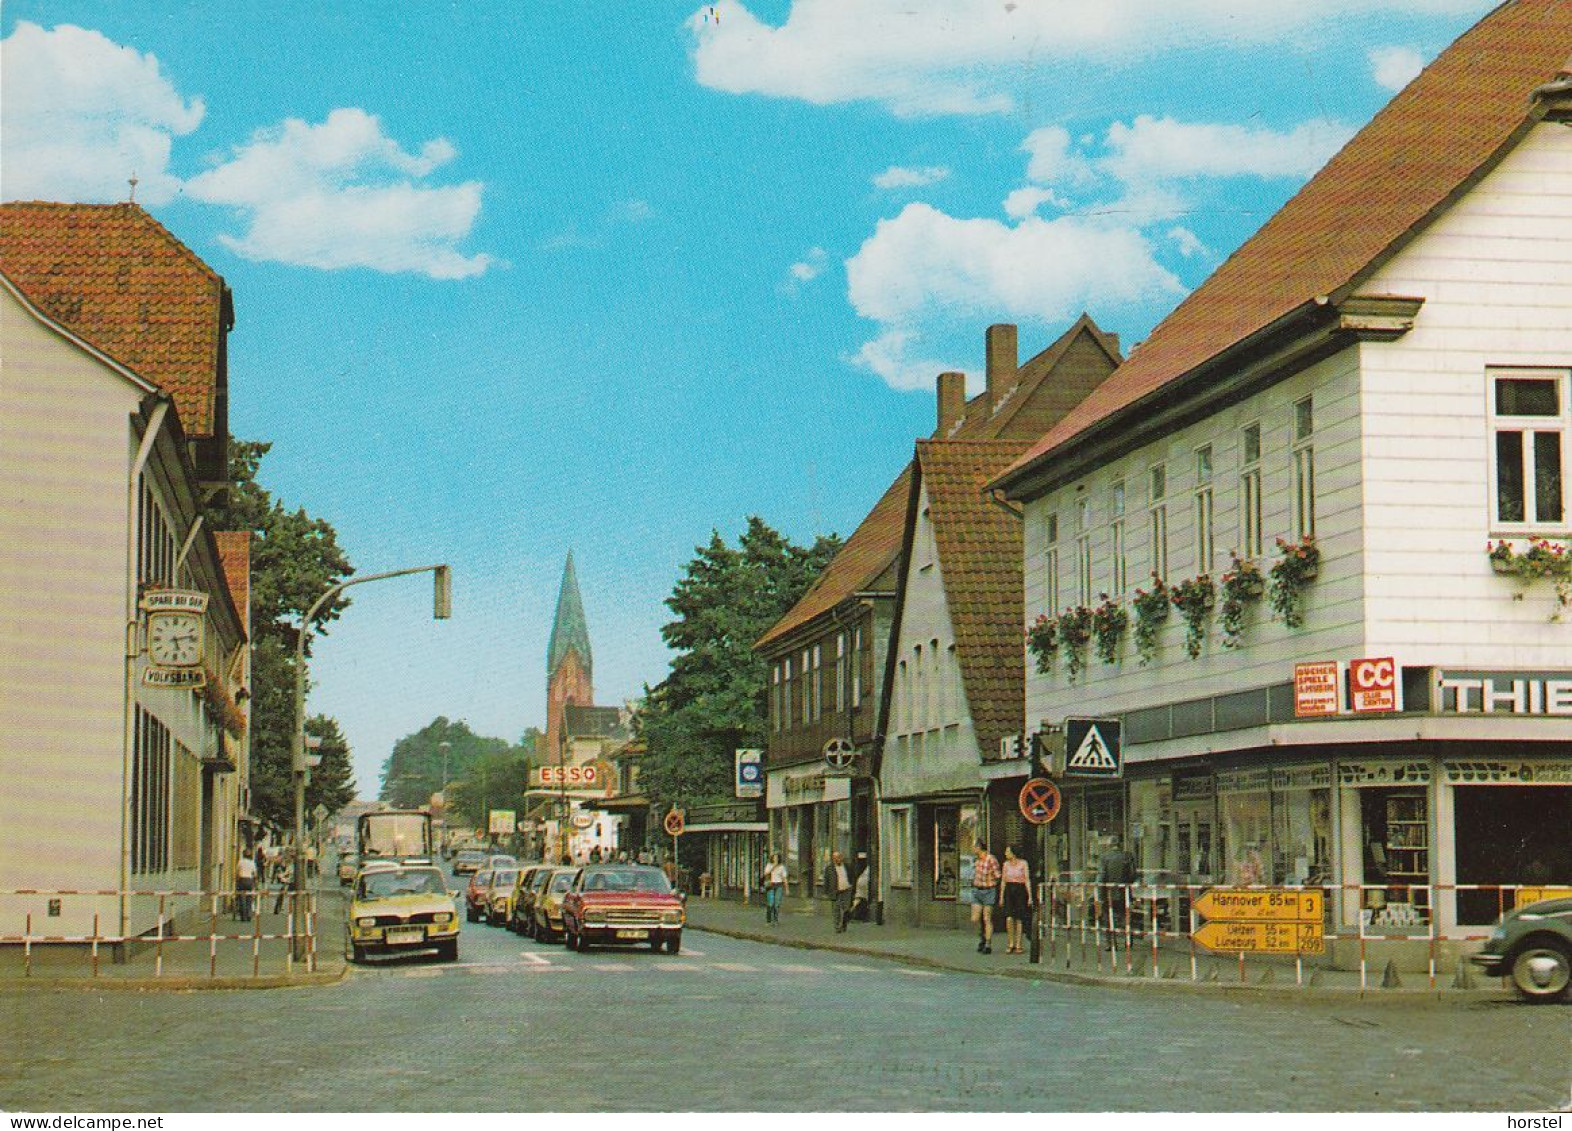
[147,612,203,668]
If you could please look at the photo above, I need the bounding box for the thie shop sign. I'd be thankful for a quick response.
[1439,671,1572,715]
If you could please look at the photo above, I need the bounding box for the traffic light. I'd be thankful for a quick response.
[433,565,452,619]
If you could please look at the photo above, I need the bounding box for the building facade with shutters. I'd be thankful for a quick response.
[994,6,1572,961]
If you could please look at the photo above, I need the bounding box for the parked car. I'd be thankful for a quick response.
[561,864,685,954]
[506,867,544,934]
[464,868,494,922]
[512,866,555,938]
[343,863,459,963]
[486,868,520,925]
[337,852,359,886]
[453,850,486,876]
[532,868,578,943]
[1470,895,1572,1002]
[485,854,518,871]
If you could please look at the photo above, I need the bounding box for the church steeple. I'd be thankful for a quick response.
[547,552,592,682]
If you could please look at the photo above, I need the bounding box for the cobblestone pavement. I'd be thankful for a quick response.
[1,907,1567,1112]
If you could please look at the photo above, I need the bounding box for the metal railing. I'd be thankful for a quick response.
[0,887,319,978]
[1035,878,1561,990]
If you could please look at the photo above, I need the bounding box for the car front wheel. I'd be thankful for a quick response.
[665,936,681,955]
[1510,941,1572,1002]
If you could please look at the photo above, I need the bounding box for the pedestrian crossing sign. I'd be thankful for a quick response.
[1063,717,1122,778]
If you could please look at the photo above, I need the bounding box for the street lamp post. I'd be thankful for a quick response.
[292,563,451,959]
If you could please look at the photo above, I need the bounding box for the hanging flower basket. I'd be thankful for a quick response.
[1026,613,1059,674]
[1169,575,1215,659]
[1486,538,1572,618]
[1091,594,1129,666]
[1057,605,1093,681]
[1132,575,1170,665]
[1268,536,1320,628]
[1219,554,1266,649]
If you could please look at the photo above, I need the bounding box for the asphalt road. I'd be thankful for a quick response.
[2,881,1567,1113]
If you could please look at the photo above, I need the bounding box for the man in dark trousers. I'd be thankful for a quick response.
[1097,835,1137,948]
[822,851,854,932]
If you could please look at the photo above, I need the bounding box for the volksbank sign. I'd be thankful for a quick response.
[1437,671,1572,715]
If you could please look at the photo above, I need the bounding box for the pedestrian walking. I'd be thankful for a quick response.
[970,841,1000,953]
[1000,845,1033,954]
[272,855,295,915]
[235,851,257,922]
[762,851,787,924]
[850,851,870,922]
[822,851,854,932]
[1096,835,1136,948]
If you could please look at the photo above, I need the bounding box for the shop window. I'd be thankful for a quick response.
[1128,778,1171,879]
[1220,787,1270,885]
[1453,785,1572,924]
[1081,788,1126,876]
[932,804,977,900]
[1271,784,1331,887]
[888,807,912,886]
[1360,788,1431,928]
[132,706,171,875]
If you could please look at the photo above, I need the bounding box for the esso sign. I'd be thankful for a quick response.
[1350,657,1398,713]
[538,764,599,787]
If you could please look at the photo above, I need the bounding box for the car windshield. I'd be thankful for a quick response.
[359,870,445,899]
[549,872,575,893]
[532,871,554,891]
[581,868,672,894]
[473,870,491,886]
[458,852,482,862]
[492,870,517,887]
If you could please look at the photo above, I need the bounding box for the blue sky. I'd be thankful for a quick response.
[2,0,1495,797]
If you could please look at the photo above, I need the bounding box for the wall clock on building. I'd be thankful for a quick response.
[147,611,204,668]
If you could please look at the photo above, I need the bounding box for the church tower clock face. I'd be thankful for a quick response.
[148,612,203,668]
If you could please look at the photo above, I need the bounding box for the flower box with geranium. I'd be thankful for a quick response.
[1219,554,1265,649]
[1268,536,1320,629]
[1169,575,1215,659]
[1090,595,1128,666]
[1026,613,1058,674]
[1057,605,1093,681]
[1486,538,1572,617]
[1132,576,1170,665]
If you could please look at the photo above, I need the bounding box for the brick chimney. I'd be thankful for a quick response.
[936,371,965,436]
[986,323,1018,414]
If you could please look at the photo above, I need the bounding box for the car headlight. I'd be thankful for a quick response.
[356,917,377,928]
[433,912,454,925]
[662,909,684,925]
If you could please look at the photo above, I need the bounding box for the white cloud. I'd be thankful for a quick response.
[1167,226,1208,258]
[872,165,951,189]
[1099,115,1354,184]
[1020,127,1097,189]
[781,246,829,295]
[1003,186,1062,221]
[844,202,1182,388]
[0,22,204,205]
[614,198,654,221]
[184,109,491,279]
[688,0,1483,116]
[1369,45,1425,91]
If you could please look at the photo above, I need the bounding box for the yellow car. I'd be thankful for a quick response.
[486,868,520,925]
[532,867,577,943]
[345,863,460,962]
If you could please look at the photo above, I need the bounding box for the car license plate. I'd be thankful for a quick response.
[385,928,423,945]
[615,929,649,940]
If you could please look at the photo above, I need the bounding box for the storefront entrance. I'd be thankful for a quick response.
[1454,785,1572,924]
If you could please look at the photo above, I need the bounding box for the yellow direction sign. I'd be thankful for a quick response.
[1515,887,1572,909]
[1193,888,1324,923]
[1193,920,1325,955]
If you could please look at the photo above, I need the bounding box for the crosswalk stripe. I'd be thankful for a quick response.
[709,962,758,972]
[830,963,877,973]
[593,963,634,972]
[519,952,551,965]
[774,964,823,974]
[896,968,941,977]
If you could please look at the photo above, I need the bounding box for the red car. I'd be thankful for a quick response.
[464,868,494,922]
[561,865,685,953]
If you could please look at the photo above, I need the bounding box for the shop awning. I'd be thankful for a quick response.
[683,821,768,834]
[580,794,651,813]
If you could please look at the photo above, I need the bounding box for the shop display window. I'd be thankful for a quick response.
[1128,778,1171,880]
[1082,788,1126,876]
[887,807,912,886]
[1271,787,1331,886]
[1221,789,1270,884]
[1360,788,1431,927]
[933,807,960,899]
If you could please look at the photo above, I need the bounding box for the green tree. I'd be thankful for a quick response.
[305,714,355,816]
[638,516,839,819]
[205,440,354,828]
[380,718,538,830]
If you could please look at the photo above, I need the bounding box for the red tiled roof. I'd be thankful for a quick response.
[1000,0,1572,487]
[914,440,1025,761]
[756,317,1118,650]
[0,202,226,438]
[213,531,251,634]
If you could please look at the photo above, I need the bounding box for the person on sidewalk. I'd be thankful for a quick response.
[850,852,870,922]
[1000,845,1033,954]
[822,851,854,932]
[762,852,788,925]
[272,856,295,915]
[970,841,1000,953]
[235,850,257,922]
[1096,834,1136,949]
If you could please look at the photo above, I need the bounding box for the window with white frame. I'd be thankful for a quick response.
[1076,497,1093,606]
[851,625,863,708]
[810,644,822,721]
[1293,397,1317,539]
[1149,464,1169,580]
[928,637,940,726]
[946,643,959,721]
[912,644,924,730]
[834,632,846,714]
[1240,422,1264,559]
[1490,370,1568,529]
[1044,513,1060,612]
[1194,445,1215,574]
[1110,479,1127,596]
[771,662,782,732]
[783,656,794,730]
[888,806,912,884]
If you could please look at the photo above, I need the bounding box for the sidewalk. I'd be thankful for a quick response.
[0,885,347,990]
[685,895,1517,1002]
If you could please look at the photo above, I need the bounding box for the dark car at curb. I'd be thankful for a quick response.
[560,864,685,954]
[1469,895,1572,1002]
